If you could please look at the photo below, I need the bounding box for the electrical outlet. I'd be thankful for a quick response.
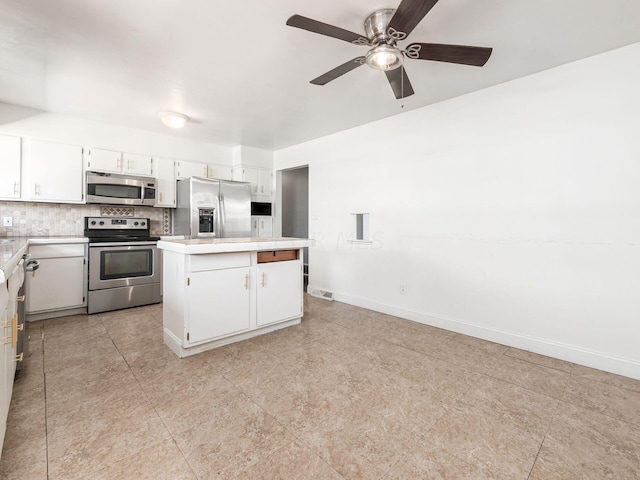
[3,217,12,227]
[400,283,407,295]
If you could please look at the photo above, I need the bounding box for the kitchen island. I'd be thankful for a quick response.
[158,237,314,357]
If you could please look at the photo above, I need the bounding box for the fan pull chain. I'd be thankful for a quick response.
[401,66,405,108]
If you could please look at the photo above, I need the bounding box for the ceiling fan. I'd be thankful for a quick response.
[286,0,492,99]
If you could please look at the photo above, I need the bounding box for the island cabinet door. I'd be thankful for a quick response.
[186,267,251,345]
[256,259,303,327]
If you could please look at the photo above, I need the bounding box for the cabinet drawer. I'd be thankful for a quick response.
[257,249,298,264]
[189,252,250,272]
[29,244,85,258]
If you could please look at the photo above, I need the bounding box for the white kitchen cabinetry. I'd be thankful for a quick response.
[86,148,153,176]
[256,258,302,327]
[234,167,273,196]
[0,278,10,454]
[25,244,87,317]
[1,260,24,455]
[187,266,251,345]
[160,240,311,358]
[251,216,273,238]
[207,164,233,180]
[154,157,176,207]
[26,140,84,203]
[176,160,209,180]
[0,134,21,199]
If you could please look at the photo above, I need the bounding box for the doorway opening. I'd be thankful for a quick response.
[279,166,309,291]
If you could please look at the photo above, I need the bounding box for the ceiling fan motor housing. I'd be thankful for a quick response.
[364,8,397,45]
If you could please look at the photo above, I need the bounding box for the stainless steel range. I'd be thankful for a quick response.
[85,217,162,314]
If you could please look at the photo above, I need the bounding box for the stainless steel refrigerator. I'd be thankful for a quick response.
[174,177,251,238]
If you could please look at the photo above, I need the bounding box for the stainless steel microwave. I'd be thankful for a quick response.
[86,172,157,206]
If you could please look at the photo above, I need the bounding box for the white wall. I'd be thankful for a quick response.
[275,42,640,380]
[0,102,232,164]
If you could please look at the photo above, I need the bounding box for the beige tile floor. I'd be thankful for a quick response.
[1,296,640,479]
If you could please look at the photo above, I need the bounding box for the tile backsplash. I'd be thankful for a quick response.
[0,201,171,237]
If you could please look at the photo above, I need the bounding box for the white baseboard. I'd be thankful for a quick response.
[330,291,640,381]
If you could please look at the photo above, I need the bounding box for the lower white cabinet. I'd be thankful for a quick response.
[1,260,24,457]
[256,259,303,327]
[162,247,305,357]
[186,267,251,345]
[25,244,87,315]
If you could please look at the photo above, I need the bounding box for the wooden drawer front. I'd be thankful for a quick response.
[257,249,298,264]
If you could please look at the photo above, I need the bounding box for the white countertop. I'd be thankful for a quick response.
[0,236,88,282]
[157,237,315,254]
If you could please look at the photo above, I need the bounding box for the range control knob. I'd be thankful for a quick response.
[90,221,96,225]
[134,222,139,226]
[141,221,146,226]
[99,221,105,226]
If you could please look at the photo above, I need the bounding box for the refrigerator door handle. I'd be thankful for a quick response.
[219,193,225,238]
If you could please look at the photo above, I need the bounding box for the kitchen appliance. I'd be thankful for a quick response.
[85,217,161,314]
[286,0,492,99]
[86,171,157,206]
[174,177,251,238]
[251,202,272,216]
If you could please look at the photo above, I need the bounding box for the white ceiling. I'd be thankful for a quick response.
[1,0,639,150]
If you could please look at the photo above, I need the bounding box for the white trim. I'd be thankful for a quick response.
[331,292,640,381]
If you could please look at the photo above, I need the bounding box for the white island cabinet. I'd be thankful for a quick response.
[158,237,314,357]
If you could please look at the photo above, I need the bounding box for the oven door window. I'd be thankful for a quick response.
[100,249,153,280]
[88,183,142,200]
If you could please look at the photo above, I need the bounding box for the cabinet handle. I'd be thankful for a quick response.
[34,184,39,196]
[116,158,121,169]
[16,295,25,302]
[14,181,19,194]
[128,159,131,170]
[3,314,20,348]
[14,353,24,363]
[159,192,163,202]
[244,274,249,290]
[261,185,264,193]
[261,272,266,287]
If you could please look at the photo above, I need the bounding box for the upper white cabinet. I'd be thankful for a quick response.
[251,216,273,238]
[176,160,209,180]
[26,140,84,203]
[234,167,273,197]
[0,134,21,199]
[123,152,154,176]
[207,164,233,181]
[86,148,153,176]
[154,157,176,207]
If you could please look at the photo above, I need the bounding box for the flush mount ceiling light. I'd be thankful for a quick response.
[158,111,189,129]
[365,44,403,71]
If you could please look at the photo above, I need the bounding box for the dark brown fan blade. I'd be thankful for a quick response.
[310,57,366,85]
[405,43,492,66]
[387,0,440,39]
[385,66,415,99]
[287,15,369,45]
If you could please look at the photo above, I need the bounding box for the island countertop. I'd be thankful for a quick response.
[157,236,314,254]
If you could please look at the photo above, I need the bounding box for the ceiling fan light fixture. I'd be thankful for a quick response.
[158,110,189,129]
[365,44,403,71]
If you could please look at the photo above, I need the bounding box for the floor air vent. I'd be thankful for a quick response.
[309,288,334,301]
